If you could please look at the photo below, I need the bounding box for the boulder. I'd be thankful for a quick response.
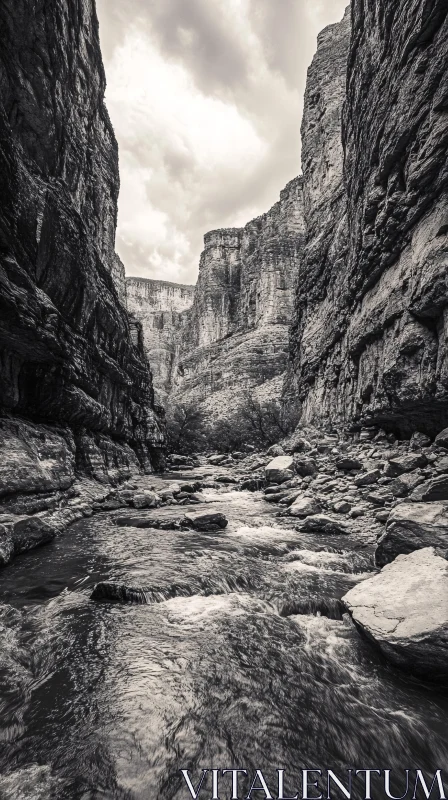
[264,492,288,503]
[294,457,318,477]
[333,500,351,514]
[434,456,448,474]
[383,453,427,477]
[132,491,159,509]
[375,510,391,524]
[170,455,192,466]
[287,434,312,454]
[366,488,394,506]
[350,506,366,518]
[208,454,228,466]
[300,514,349,535]
[409,432,432,450]
[278,491,302,506]
[343,548,448,681]
[389,472,425,498]
[215,475,238,484]
[288,495,322,518]
[335,457,362,472]
[410,475,448,502]
[435,428,448,449]
[184,511,228,532]
[265,456,295,484]
[240,478,264,492]
[354,469,381,487]
[376,502,448,566]
[180,484,195,494]
[91,582,150,604]
[267,444,286,457]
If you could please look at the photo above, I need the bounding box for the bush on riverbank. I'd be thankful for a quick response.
[166,394,299,454]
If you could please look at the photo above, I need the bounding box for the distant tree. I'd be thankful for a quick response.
[204,391,299,453]
[166,404,207,454]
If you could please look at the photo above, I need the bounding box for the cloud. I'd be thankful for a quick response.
[96,0,348,284]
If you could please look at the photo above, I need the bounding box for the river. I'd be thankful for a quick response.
[0,475,447,799]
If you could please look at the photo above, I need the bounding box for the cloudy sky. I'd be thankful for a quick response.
[96,0,348,285]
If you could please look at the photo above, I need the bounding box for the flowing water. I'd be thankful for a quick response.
[0,476,447,799]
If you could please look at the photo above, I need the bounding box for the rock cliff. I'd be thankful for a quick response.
[0,0,164,516]
[126,279,195,404]
[286,1,448,437]
[145,177,306,416]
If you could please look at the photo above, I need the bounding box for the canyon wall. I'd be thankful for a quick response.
[286,1,448,437]
[126,279,195,404]
[0,0,164,503]
[167,177,306,416]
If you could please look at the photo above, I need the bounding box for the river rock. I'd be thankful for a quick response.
[207,454,229,466]
[433,457,448,474]
[409,432,432,450]
[434,428,448,450]
[91,583,150,604]
[300,515,349,535]
[184,512,228,532]
[267,445,286,457]
[279,491,302,506]
[132,492,159,509]
[343,548,448,680]
[264,492,288,504]
[333,501,351,514]
[376,502,448,566]
[240,478,264,492]
[354,470,381,487]
[389,472,425,498]
[384,454,428,478]
[294,457,318,477]
[170,455,193,466]
[288,435,312,454]
[288,496,322,518]
[335,457,362,472]
[265,456,295,484]
[366,488,394,507]
[410,475,448,502]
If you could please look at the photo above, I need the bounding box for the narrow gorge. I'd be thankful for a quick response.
[1,2,448,798]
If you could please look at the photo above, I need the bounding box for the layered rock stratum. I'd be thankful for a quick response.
[286,1,448,437]
[0,0,164,528]
[126,279,195,405]
[128,177,305,417]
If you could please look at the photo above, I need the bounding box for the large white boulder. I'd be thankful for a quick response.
[375,501,448,565]
[343,548,448,680]
[265,455,294,484]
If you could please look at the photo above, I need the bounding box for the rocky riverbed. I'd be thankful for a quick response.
[0,425,447,797]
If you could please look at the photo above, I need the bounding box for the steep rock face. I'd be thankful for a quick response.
[0,0,164,496]
[285,8,351,418]
[126,279,195,404]
[287,1,448,437]
[168,178,305,416]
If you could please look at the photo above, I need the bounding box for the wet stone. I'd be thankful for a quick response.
[183,511,229,532]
